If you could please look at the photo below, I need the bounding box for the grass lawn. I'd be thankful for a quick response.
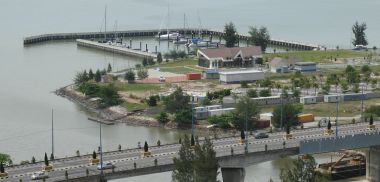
[264,50,368,63]
[150,58,198,68]
[259,98,380,117]
[160,67,201,74]
[121,101,147,111]
[122,83,164,92]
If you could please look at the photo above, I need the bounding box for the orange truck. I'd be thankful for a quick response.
[298,114,315,123]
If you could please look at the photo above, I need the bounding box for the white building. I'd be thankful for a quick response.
[300,96,317,104]
[268,57,298,73]
[294,62,317,72]
[324,94,343,103]
[219,69,264,84]
[208,108,235,117]
[197,46,262,69]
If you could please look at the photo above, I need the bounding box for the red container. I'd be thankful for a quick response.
[187,73,202,80]
[255,119,270,129]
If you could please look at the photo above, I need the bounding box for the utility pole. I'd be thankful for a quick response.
[280,89,283,130]
[335,95,339,138]
[191,95,194,136]
[361,84,364,122]
[99,121,104,177]
[245,108,248,153]
[51,109,54,159]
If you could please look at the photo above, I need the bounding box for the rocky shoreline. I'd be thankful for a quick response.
[55,85,237,137]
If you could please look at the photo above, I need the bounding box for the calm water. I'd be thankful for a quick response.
[0,0,378,181]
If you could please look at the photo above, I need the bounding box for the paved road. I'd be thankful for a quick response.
[1,121,379,182]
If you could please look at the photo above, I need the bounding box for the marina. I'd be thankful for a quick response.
[24,28,323,50]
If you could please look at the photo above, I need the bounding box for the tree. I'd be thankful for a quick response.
[44,152,49,166]
[144,141,149,152]
[193,138,219,182]
[190,134,195,147]
[163,87,190,113]
[157,52,163,64]
[107,63,112,73]
[175,109,192,125]
[142,57,148,67]
[361,65,371,74]
[88,69,94,80]
[259,89,271,97]
[223,22,239,47]
[240,81,248,88]
[156,112,169,124]
[240,130,245,140]
[147,95,157,106]
[97,84,122,108]
[172,135,195,182]
[148,57,155,65]
[0,153,10,163]
[94,69,101,82]
[370,114,374,125]
[272,103,303,128]
[0,162,4,173]
[137,69,149,80]
[31,156,36,164]
[352,21,368,46]
[201,97,211,106]
[50,153,54,160]
[124,69,135,83]
[74,71,89,85]
[247,89,258,98]
[248,26,270,52]
[327,120,332,130]
[92,151,97,159]
[280,155,328,182]
[234,96,260,130]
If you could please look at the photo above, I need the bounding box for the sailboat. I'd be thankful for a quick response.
[155,4,183,40]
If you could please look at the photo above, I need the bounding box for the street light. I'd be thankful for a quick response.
[335,94,340,138]
[361,83,364,122]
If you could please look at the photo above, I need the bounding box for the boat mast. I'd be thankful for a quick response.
[104,6,107,41]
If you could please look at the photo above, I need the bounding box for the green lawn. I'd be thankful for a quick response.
[150,58,198,68]
[160,67,201,74]
[121,101,147,111]
[264,50,368,63]
[122,83,164,92]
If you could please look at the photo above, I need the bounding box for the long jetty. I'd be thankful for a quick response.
[76,39,157,58]
[23,28,323,50]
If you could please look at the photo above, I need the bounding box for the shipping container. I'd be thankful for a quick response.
[324,95,343,103]
[300,96,317,104]
[342,93,366,101]
[205,105,222,111]
[256,119,270,129]
[298,114,315,123]
[187,73,202,80]
[208,108,235,117]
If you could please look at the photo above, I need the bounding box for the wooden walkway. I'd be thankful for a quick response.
[23,28,323,50]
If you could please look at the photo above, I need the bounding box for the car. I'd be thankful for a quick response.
[31,172,48,180]
[97,162,115,170]
[159,76,166,82]
[254,132,269,139]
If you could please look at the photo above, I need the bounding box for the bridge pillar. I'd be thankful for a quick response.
[221,167,245,182]
[367,146,380,182]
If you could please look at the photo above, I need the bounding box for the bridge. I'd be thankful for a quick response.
[1,121,380,182]
[23,28,323,50]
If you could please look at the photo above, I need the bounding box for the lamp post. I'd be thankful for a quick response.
[191,94,195,136]
[51,109,54,160]
[280,89,283,130]
[335,94,340,138]
[361,83,364,122]
[99,122,104,176]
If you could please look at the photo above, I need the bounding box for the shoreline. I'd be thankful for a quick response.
[54,85,237,137]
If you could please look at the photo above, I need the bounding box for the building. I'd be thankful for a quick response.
[194,106,208,120]
[203,70,220,79]
[268,57,298,73]
[342,93,366,101]
[219,69,264,84]
[197,46,262,69]
[294,62,317,72]
[300,96,317,104]
[324,94,343,103]
[208,108,235,117]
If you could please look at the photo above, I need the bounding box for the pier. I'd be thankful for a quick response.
[76,39,157,58]
[23,28,323,50]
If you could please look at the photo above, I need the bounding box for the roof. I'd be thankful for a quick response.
[219,69,264,75]
[198,46,262,60]
[268,57,299,67]
[295,62,317,66]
